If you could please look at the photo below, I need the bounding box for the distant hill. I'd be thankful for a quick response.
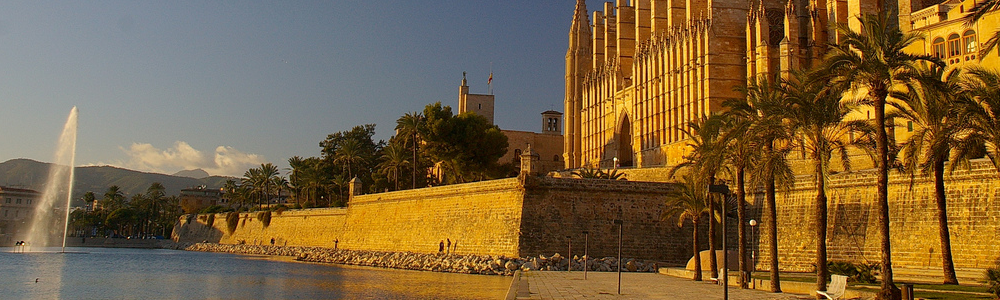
[0,159,234,204]
[173,169,210,179]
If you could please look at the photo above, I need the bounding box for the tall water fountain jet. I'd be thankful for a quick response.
[23,107,78,252]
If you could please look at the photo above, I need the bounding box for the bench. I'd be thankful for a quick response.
[817,274,847,300]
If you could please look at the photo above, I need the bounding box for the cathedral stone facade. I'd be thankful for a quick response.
[563,0,949,170]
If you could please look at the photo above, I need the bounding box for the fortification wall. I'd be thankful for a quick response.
[519,177,689,263]
[173,178,525,256]
[172,176,687,262]
[759,160,1000,273]
[340,178,525,256]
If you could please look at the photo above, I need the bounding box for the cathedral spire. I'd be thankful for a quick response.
[565,0,592,169]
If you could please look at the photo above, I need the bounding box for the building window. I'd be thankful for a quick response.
[964,30,977,61]
[4,198,9,204]
[932,37,946,59]
[907,121,913,132]
[26,199,31,205]
[947,33,962,63]
[554,155,560,162]
[16,199,21,204]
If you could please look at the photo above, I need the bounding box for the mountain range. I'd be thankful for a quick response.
[0,158,234,203]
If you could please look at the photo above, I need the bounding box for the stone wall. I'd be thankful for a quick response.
[519,176,692,263]
[172,176,689,262]
[758,159,1000,273]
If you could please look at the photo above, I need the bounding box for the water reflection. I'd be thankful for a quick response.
[0,247,510,299]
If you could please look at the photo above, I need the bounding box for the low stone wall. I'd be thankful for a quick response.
[182,243,658,276]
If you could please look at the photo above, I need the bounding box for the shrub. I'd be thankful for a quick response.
[199,205,230,214]
[273,204,288,215]
[984,260,1000,298]
[827,261,879,284]
[205,213,215,227]
[226,212,240,234]
[256,211,272,228]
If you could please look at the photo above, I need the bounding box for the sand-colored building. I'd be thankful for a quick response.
[0,186,41,245]
[563,0,999,171]
[457,76,565,175]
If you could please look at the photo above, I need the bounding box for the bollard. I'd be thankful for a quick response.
[901,284,914,300]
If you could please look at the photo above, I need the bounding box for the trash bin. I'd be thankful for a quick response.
[901,283,914,300]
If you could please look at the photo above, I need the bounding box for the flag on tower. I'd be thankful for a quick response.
[488,72,493,85]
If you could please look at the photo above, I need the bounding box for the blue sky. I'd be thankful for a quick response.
[1,1,599,177]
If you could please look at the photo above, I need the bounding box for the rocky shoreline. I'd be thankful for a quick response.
[179,243,659,276]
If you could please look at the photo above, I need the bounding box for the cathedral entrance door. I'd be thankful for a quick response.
[617,116,634,167]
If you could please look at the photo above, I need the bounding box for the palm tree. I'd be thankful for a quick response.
[379,142,410,190]
[222,179,242,210]
[967,0,1000,58]
[396,112,423,189]
[783,68,870,292]
[335,139,365,180]
[825,13,935,297]
[892,64,963,284]
[145,183,166,235]
[271,176,290,205]
[956,67,1000,176]
[102,185,126,212]
[662,173,712,281]
[672,115,728,280]
[259,163,280,207]
[736,74,796,292]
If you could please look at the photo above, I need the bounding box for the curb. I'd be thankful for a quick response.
[504,270,521,300]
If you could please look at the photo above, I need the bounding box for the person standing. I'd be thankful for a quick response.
[439,240,444,253]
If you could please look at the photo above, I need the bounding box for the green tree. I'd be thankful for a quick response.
[956,67,1000,176]
[783,69,869,292]
[419,102,508,184]
[825,13,935,297]
[102,185,126,212]
[671,115,727,280]
[734,76,795,293]
[967,0,1000,58]
[320,124,383,190]
[662,173,712,281]
[730,74,795,291]
[396,112,423,189]
[892,64,963,284]
[378,141,410,190]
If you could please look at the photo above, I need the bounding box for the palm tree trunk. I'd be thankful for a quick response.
[815,159,829,294]
[737,167,748,288]
[874,93,897,299]
[693,219,703,281]
[413,138,418,189]
[709,192,719,280]
[934,157,959,284]
[767,166,781,292]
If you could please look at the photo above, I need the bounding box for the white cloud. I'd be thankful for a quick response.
[117,141,265,177]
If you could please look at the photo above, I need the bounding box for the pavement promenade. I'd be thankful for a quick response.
[513,271,812,300]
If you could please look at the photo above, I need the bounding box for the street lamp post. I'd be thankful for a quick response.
[567,235,572,272]
[614,219,623,294]
[709,183,731,300]
[582,230,589,280]
[749,219,758,289]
